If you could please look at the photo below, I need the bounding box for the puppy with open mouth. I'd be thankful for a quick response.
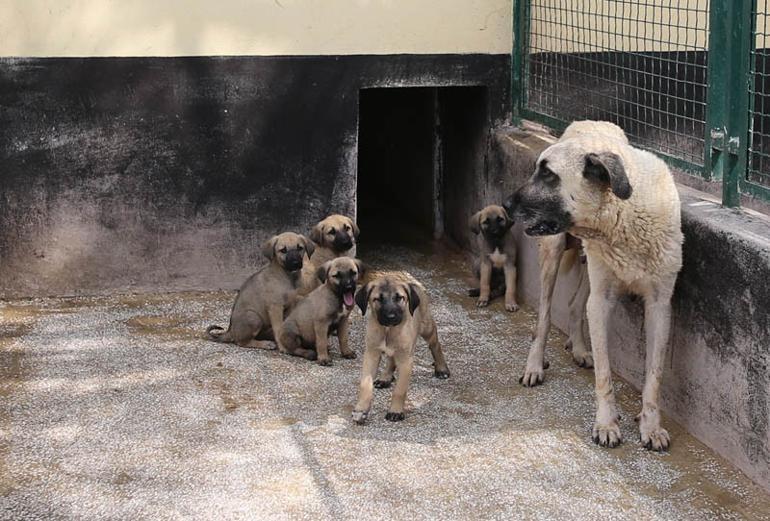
[351,272,450,424]
[280,257,364,365]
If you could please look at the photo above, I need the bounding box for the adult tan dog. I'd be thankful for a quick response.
[508,120,683,451]
[351,272,450,424]
[206,232,314,352]
[280,257,364,365]
[299,214,359,295]
[468,205,519,311]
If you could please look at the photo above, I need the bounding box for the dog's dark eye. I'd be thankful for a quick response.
[333,273,341,279]
[328,228,336,235]
[349,270,356,276]
[482,219,489,225]
[279,247,288,253]
[394,294,404,302]
[373,296,382,302]
[497,216,504,223]
[344,225,350,231]
[297,245,304,251]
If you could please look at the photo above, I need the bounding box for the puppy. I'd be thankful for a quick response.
[299,214,359,295]
[206,232,314,352]
[509,120,683,451]
[351,272,450,424]
[468,205,519,311]
[280,257,364,365]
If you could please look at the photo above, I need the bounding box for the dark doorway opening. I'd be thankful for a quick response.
[356,86,489,248]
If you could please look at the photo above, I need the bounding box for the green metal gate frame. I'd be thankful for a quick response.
[511,0,770,208]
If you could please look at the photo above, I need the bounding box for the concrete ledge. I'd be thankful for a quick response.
[489,125,770,491]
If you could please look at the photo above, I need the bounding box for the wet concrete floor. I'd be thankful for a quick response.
[1,243,769,520]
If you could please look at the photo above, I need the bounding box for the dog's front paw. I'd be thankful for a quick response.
[341,351,357,359]
[317,357,332,367]
[638,413,670,451]
[592,420,622,448]
[433,369,450,379]
[505,301,520,312]
[519,364,545,387]
[385,411,405,422]
[476,297,489,308]
[351,410,368,424]
[374,377,394,389]
[565,340,593,368]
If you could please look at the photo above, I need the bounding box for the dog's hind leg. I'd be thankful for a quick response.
[374,356,396,388]
[520,234,565,387]
[421,317,450,378]
[565,265,592,368]
[637,282,675,451]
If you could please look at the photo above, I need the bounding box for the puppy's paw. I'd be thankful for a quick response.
[592,420,622,448]
[351,410,368,425]
[374,377,394,389]
[385,412,405,422]
[519,364,545,387]
[476,297,489,308]
[317,357,332,367]
[433,369,450,379]
[505,301,520,312]
[341,351,357,360]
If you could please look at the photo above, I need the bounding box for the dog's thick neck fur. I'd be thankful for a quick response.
[567,142,683,286]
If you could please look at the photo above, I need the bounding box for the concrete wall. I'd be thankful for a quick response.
[0,0,512,57]
[488,124,770,492]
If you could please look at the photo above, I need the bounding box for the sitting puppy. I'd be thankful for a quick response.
[351,272,450,424]
[468,205,519,311]
[206,232,314,351]
[280,257,364,365]
[299,214,359,295]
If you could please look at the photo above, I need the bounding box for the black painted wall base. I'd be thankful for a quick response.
[0,54,510,297]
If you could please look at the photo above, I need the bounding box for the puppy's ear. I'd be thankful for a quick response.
[407,284,421,315]
[301,234,315,258]
[348,217,360,239]
[354,259,366,279]
[502,194,517,219]
[469,211,482,235]
[316,261,331,283]
[261,236,278,260]
[309,223,323,245]
[583,152,632,200]
[355,284,371,315]
[502,208,514,230]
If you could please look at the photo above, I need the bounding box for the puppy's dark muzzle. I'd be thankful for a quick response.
[284,252,303,272]
[333,236,354,252]
[377,309,403,327]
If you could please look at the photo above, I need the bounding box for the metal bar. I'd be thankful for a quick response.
[511,0,531,124]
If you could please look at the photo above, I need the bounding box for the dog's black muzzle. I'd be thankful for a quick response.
[377,304,403,327]
[333,235,354,252]
[284,252,304,272]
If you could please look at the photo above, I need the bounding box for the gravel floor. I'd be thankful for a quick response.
[1,243,769,520]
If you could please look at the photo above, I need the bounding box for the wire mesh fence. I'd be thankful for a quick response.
[750,1,770,190]
[514,0,770,205]
[522,0,710,166]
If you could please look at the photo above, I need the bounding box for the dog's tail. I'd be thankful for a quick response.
[206,324,234,343]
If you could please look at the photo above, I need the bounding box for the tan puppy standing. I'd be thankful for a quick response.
[510,120,683,451]
[299,214,359,295]
[468,205,519,311]
[351,273,450,424]
[206,232,314,352]
[280,257,364,365]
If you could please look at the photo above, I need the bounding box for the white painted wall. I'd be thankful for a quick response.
[0,0,512,57]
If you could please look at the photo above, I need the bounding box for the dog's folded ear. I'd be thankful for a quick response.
[347,217,361,239]
[502,194,517,219]
[407,284,421,315]
[301,234,315,258]
[316,261,331,283]
[309,223,323,245]
[502,208,515,229]
[355,284,371,315]
[354,259,366,278]
[261,236,278,260]
[583,152,632,200]
[469,211,482,234]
